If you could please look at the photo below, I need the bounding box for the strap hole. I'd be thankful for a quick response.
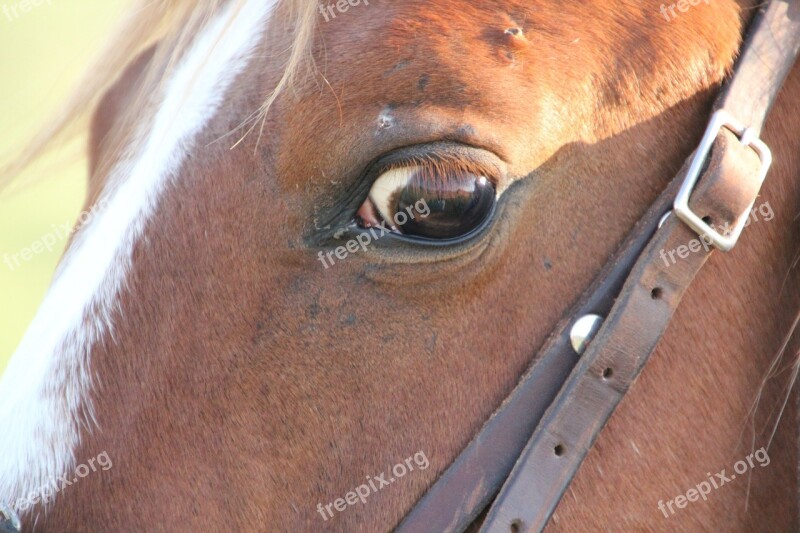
[510,519,523,533]
[603,367,613,379]
[702,215,712,224]
[554,444,565,456]
[650,287,663,300]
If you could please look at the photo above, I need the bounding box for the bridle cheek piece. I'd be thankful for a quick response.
[399,1,800,532]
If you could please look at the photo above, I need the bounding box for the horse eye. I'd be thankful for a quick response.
[356,165,496,240]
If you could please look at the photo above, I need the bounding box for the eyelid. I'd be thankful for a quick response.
[375,152,503,190]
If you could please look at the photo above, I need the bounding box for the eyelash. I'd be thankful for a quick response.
[375,153,500,190]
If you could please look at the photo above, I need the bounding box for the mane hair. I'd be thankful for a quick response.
[0,0,317,188]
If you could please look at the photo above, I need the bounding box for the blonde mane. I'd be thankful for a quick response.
[0,0,317,187]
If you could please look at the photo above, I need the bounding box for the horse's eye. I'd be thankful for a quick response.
[356,165,496,240]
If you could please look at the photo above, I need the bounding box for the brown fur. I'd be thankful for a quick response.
[23,0,800,530]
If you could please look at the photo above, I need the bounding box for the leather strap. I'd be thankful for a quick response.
[396,155,688,533]
[716,0,800,135]
[481,129,762,532]
[399,1,800,531]
[481,2,800,529]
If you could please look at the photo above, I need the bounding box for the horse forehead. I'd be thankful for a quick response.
[318,1,546,87]
[276,0,742,189]
[314,0,622,73]
[308,0,737,104]
[278,3,560,180]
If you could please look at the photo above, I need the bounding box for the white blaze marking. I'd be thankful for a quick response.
[0,0,274,512]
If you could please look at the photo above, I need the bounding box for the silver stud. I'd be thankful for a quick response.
[570,314,604,355]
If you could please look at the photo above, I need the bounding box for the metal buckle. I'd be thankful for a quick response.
[673,109,772,252]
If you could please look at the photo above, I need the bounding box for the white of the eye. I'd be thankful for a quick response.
[368,166,419,229]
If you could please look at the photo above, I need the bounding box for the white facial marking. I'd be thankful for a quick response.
[0,0,275,514]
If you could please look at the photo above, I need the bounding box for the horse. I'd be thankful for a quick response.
[1,0,799,530]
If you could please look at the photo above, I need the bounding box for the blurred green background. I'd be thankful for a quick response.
[0,0,130,374]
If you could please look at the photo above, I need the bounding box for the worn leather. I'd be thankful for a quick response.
[399,2,800,531]
[717,0,800,135]
[480,129,763,532]
[396,156,687,533]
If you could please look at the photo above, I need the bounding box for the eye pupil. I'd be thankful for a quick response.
[396,171,495,240]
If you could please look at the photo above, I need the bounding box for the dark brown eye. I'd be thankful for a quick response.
[356,165,496,240]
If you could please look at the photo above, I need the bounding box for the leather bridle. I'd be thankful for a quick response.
[397,1,800,532]
[1,3,798,533]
